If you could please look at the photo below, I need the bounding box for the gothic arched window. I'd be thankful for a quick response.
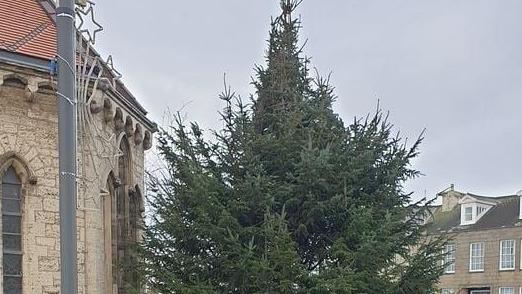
[104,172,117,294]
[104,136,142,293]
[2,166,22,294]
[117,137,130,293]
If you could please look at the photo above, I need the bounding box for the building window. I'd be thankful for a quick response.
[470,242,484,272]
[103,173,116,294]
[103,137,141,294]
[477,205,487,215]
[499,240,515,270]
[116,138,130,293]
[441,289,455,294]
[464,206,473,222]
[443,242,456,273]
[499,287,514,294]
[470,290,491,294]
[2,167,23,294]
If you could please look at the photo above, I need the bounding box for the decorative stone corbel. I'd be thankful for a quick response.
[24,80,39,103]
[89,100,103,114]
[134,125,143,145]
[124,117,134,138]
[114,108,124,131]
[24,88,35,103]
[103,98,114,123]
[143,131,152,150]
[97,77,111,92]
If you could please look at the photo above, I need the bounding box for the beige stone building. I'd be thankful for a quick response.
[429,187,522,294]
[0,0,155,293]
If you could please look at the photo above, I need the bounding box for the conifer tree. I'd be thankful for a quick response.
[141,1,446,293]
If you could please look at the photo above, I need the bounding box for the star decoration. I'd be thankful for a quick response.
[76,3,103,45]
[105,55,123,88]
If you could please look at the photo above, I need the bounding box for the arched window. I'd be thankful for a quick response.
[129,185,143,245]
[103,172,117,294]
[127,185,142,288]
[104,136,141,293]
[117,137,130,293]
[2,166,22,294]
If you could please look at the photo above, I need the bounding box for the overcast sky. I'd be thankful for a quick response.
[89,0,522,201]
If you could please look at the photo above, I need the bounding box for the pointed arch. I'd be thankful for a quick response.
[103,135,142,293]
[103,171,117,294]
[0,154,28,294]
[0,152,37,185]
[118,135,131,186]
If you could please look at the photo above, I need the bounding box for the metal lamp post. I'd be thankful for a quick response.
[56,0,78,292]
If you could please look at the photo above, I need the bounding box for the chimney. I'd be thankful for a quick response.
[438,184,462,212]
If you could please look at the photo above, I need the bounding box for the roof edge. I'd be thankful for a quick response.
[0,50,50,72]
[75,34,150,117]
[106,88,157,132]
[37,0,57,23]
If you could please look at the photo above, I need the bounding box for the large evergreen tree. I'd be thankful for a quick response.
[141,1,446,293]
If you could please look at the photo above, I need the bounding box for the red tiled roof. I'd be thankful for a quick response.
[0,0,57,60]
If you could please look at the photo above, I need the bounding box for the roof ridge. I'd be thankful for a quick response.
[466,193,517,199]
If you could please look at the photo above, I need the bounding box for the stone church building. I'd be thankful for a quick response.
[0,0,155,293]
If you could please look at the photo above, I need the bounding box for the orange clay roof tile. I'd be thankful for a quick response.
[0,0,57,60]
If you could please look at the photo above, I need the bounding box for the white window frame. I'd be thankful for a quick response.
[1,167,23,294]
[464,206,473,221]
[469,242,485,272]
[499,240,515,271]
[477,205,487,215]
[499,287,514,294]
[458,196,495,225]
[520,240,522,270]
[443,242,456,274]
[441,289,455,294]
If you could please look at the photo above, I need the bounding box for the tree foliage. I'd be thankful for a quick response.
[140,1,446,293]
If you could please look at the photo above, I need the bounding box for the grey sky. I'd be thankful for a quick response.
[90,0,522,201]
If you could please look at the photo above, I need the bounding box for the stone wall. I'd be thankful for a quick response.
[0,62,151,293]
